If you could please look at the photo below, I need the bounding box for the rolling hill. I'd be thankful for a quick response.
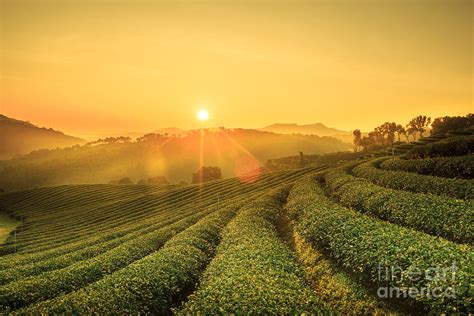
[0,133,471,314]
[261,123,352,143]
[0,128,351,191]
[0,115,85,160]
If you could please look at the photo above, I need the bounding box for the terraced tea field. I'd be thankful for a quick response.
[0,136,472,314]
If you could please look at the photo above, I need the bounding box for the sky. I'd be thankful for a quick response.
[1,0,472,135]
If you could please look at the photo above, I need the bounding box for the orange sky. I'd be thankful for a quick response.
[1,0,472,135]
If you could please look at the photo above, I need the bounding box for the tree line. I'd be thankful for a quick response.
[352,114,472,152]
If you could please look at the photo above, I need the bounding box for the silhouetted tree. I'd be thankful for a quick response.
[117,177,133,185]
[136,133,163,142]
[192,166,222,184]
[147,176,169,185]
[407,115,431,139]
[395,124,406,142]
[378,122,397,147]
[352,129,362,152]
[430,114,473,135]
[299,151,305,167]
[406,126,418,141]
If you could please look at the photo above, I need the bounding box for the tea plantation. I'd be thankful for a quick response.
[0,135,472,314]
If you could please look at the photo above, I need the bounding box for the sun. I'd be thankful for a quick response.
[197,109,209,121]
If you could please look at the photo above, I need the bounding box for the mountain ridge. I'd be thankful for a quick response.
[0,114,85,160]
[260,122,348,136]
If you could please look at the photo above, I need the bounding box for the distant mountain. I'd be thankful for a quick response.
[0,114,85,160]
[0,128,351,190]
[261,123,347,136]
[260,123,352,143]
[152,127,186,135]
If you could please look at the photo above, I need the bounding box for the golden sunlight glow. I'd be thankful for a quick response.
[1,1,472,133]
[197,109,209,121]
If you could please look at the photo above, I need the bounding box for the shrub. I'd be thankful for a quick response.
[178,188,329,314]
[405,136,474,159]
[0,204,206,285]
[147,176,169,185]
[117,177,133,185]
[352,159,473,199]
[430,114,473,135]
[18,205,239,314]
[324,166,473,244]
[290,230,396,314]
[191,166,222,184]
[0,210,212,310]
[381,155,473,179]
[287,177,473,314]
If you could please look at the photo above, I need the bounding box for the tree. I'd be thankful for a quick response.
[406,126,418,141]
[352,129,362,152]
[395,124,406,142]
[379,122,397,147]
[192,166,222,184]
[430,114,473,135]
[117,177,133,185]
[147,176,169,185]
[299,151,305,167]
[406,115,432,139]
[136,133,163,142]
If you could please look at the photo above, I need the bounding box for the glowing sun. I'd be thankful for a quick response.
[197,109,209,121]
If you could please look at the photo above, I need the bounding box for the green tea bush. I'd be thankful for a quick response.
[288,178,473,314]
[352,159,473,199]
[405,136,474,159]
[381,156,473,179]
[17,205,239,314]
[324,167,473,244]
[0,205,205,285]
[0,210,211,310]
[178,188,329,314]
[291,230,397,315]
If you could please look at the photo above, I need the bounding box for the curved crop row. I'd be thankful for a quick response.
[6,188,214,252]
[0,168,311,283]
[3,178,228,241]
[5,183,220,248]
[3,169,282,245]
[287,177,473,314]
[352,159,473,199]
[1,171,271,254]
[0,202,211,285]
[0,186,206,255]
[324,166,473,244]
[15,204,240,314]
[0,169,292,266]
[0,208,213,310]
[178,188,329,314]
[405,135,474,159]
[380,155,473,179]
[291,230,398,315]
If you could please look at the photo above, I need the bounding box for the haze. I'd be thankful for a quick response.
[1,0,472,135]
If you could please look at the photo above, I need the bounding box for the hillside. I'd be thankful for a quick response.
[261,123,352,143]
[0,115,85,160]
[152,127,186,135]
[0,133,471,314]
[0,128,350,191]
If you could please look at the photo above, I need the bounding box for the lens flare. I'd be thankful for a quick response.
[234,156,261,183]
